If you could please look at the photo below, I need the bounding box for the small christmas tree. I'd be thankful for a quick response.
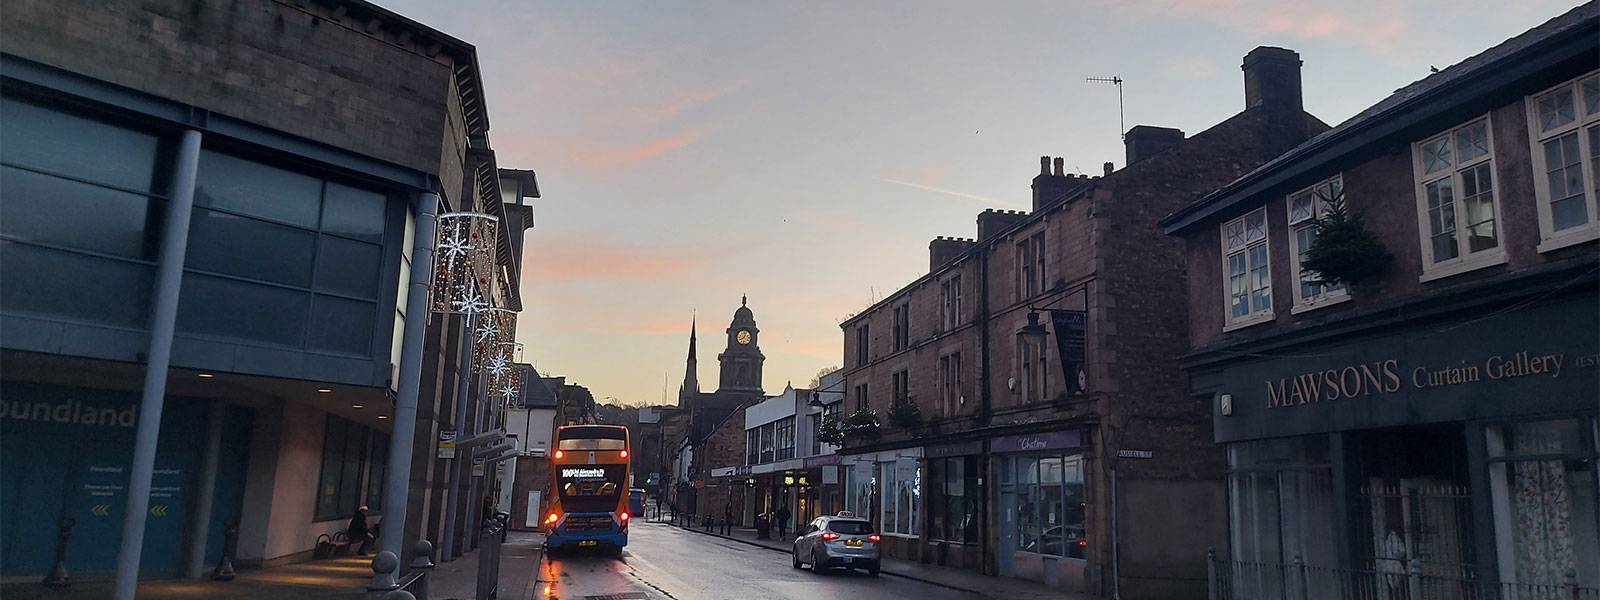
[1301,192,1393,287]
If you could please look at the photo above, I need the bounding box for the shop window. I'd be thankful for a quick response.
[1014,453,1086,558]
[929,456,979,543]
[747,429,760,465]
[317,414,377,521]
[1486,418,1599,589]
[879,459,920,537]
[1225,436,1336,575]
[1527,70,1600,251]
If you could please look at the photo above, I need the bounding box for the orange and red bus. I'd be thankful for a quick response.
[545,425,631,554]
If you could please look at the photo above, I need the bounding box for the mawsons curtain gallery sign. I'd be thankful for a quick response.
[1263,350,1584,409]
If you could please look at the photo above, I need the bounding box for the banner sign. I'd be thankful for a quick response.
[1051,310,1087,395]
[803,454,842,468]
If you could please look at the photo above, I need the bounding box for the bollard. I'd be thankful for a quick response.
[212,520,238,581]
[410,540,435,600]
[381,591,417,600]
[42,518,74,588]
[366,551,400,600]
[1565,569,1578,600]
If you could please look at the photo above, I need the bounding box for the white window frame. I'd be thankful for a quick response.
[1527,70,1600,252]
[1286,175,1351,313]
[1411,115,1506,282]
[1221,208,1273,331]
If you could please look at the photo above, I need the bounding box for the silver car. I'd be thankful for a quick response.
[791,513,880,576]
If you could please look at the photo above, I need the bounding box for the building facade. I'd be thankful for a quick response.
[1162,4,1598,595]
[663,299,770,515]
[835,46,1328,598]
[0,0,534,581]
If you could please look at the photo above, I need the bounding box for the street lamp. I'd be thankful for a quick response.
[1017,311,1049,344]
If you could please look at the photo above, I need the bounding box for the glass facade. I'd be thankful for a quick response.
[0,98,167,329]
[928,456,979,543]
[1225,436,1335,567]
[879,458,921,537]
[1007,452,1086,559]
[0,97,396,363]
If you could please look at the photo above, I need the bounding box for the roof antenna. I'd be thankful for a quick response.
[1087,75,1126,141]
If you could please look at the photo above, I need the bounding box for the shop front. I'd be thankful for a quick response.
[991,429,1089,586]
[923,440,984,569]
[1204,295,1598,594]
[840,447,922,561]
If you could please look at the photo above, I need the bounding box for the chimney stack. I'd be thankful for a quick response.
[1032,156,1090,211]
[929,236,977,271]
[978,209,1030,241]
[1243,46,1303,114]
[1124,125,1186,166]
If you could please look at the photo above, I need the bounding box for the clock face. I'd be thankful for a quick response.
[737,330,752,345]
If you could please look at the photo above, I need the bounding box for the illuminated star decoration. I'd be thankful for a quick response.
[476,319,500,344]
[451,287,487,314]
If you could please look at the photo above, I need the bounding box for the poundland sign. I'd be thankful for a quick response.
[0,398,138,428]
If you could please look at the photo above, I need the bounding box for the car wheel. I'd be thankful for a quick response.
[811,550,825,574]
[791,547,802,569]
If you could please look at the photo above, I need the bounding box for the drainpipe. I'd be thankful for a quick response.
[442,311,477,561]
[1111,463,1121,600]
[379,190,439,559]
[977,246,991,426]
[114,128,202,600]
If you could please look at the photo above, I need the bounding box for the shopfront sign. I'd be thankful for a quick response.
[711,465,753,477]
[991,430,1082,453]
[1214,296,1598,443]
[803,454,841,468]
[925,439,983,458]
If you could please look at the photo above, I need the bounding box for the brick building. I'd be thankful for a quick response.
[835,46,1326,598]
[1162,4,1598,595]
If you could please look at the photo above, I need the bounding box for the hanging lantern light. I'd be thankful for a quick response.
[430,212,499,315]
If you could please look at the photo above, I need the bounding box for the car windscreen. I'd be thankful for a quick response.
[828,520,873,534]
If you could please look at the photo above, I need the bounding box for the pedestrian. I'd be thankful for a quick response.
[775,504,791,538]
[347,505,374,555]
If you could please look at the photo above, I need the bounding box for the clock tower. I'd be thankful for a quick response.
[717,295,764,392]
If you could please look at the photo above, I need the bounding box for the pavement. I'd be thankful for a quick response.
[649,514,1087,600]
[0,532,545,600]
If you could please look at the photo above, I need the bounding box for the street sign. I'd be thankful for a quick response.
[1117,449,1153,459]
[472,458,485,477]
[438,430,457,459]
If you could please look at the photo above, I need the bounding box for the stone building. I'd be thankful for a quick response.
[1162,4,1598,595]
[835,46,1327,598]
[0,0,535,584]
[663,299,770,515]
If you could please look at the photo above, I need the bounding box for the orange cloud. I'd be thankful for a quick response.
[559,125,711,174]
[610,81,744,129]
[875,177,1021,208]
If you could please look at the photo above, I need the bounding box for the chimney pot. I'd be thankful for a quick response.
[1040,156,1050,175]
[1052,157,1064,176]
[1103,162,1114,176]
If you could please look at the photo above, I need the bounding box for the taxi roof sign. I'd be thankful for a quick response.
[836,511,855,518]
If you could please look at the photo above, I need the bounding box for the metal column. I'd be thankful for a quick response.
[114,128,202,600]
[379,191,439,559]
[184,403,225,578]
[441,312,476,561]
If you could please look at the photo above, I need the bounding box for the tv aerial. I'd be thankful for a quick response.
[1087,75,1125,140]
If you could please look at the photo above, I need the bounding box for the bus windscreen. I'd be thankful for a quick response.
[557,464,627,512]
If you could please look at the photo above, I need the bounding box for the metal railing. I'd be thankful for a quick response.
[1208,549,1598,600]
[367,540,435,600]
[476,517,506,600]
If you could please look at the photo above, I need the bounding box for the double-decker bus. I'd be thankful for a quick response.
[545,425,631,554]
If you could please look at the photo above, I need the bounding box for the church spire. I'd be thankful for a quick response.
[678,315,700,403]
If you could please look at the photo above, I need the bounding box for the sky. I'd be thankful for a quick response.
[379,0,1578,405]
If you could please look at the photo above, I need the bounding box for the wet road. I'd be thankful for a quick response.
[533,521,987,600]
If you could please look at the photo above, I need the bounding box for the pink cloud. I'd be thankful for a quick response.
[559,125,712,174]
[1099,0,1411,55]
[522,234,715,282]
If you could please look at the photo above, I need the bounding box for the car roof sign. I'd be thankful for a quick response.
[836,510,854,518]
